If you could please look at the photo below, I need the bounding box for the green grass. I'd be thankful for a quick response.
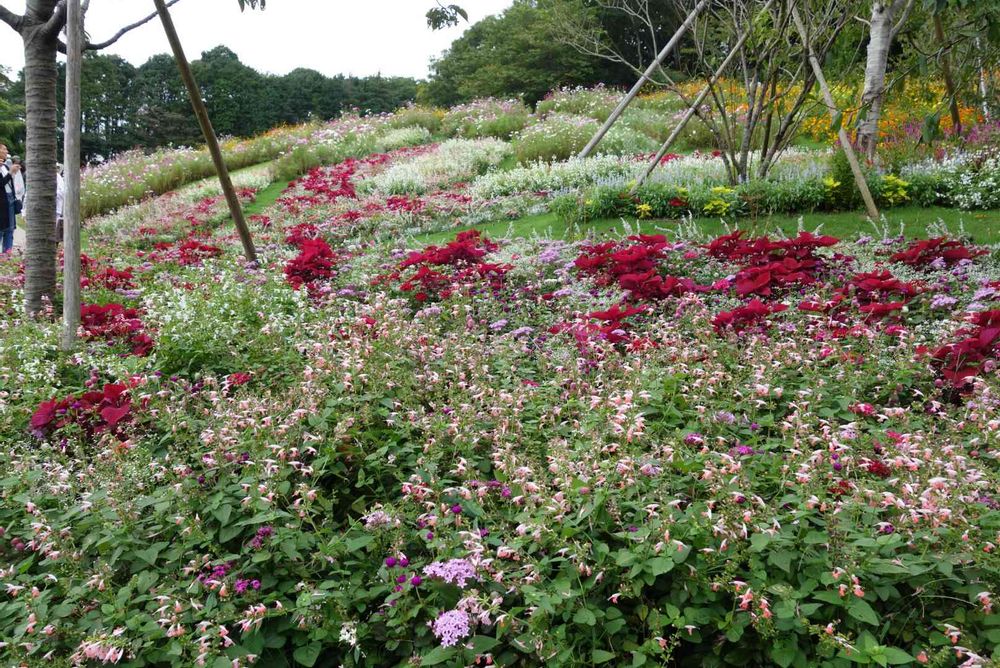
[417,206,1000,245]
[244,179,289,217]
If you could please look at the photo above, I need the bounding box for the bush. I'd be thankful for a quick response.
[441,98,530,139]
[389,104,444,134]
[513,114,658,165]
[536,85,623,121]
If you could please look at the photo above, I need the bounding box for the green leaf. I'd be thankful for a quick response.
[848,599,880,626]
[219,524,243,542]
[345,535,374,552]
[592,650,616,663]
[574,608,597,626]
[213,504,233,524]
[769,550,793,573]
[136,570,158,593]
[882,647,915,664]
[771,641,798,668]
[647,557,674,576]
[293,642,322,667]
[470,636,499,653]
[420,646,456,665]
[831,110,844,134]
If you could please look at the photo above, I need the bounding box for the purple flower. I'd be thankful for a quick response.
[451,504,463,515]
[410,575,422,586]
[423,558,477,588]
[385,557,397,568]
[432,610,471,647]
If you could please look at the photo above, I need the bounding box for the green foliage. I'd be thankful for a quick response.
[422,0,623,107]
[440,99,531,140]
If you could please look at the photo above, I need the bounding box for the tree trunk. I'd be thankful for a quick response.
[857,2,895,159]
[154,0,257,263]
[62,0,82,350]
[934,14,962,137]
[22,1,61,316]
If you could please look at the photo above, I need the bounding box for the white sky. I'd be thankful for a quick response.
[1,0,513,79]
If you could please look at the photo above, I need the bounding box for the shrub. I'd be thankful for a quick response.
[440,98,530,139]
[513,114,657,165]
[389,104,444,134]
[536,85,622,121]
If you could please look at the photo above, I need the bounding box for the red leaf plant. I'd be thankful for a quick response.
[30,383,133,442]
[932,310,1000,390]
[574,234,706,301]
[713,299,789,334]
[890,237,985,269]
[80,303,154,356]
[285,238,337,290]
[393,231,510,302]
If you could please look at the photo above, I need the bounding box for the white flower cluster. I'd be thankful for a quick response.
[470,154,640,200]
[359,139,511,196]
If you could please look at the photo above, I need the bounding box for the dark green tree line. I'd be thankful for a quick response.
[1,47,419,161]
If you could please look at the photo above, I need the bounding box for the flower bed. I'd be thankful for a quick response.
[2,112,1000,668]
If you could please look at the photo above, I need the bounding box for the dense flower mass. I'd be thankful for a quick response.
[1,91,1000,668]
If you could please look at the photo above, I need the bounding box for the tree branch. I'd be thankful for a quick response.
[890,0,915,40]
[86,0,183,51]
[43,0,68,38]
[0,3,24,33]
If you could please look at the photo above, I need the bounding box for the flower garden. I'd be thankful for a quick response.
[2,85,1000,667]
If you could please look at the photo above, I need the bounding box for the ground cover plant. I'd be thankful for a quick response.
[3,96,1000,667]
[3,78,1000,668]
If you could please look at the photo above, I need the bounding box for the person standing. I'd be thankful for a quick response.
[12,156,25,215]
[0,143,19,254]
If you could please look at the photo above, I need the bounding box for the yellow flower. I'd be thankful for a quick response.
[636,203,653,219]
[823,176,841,190]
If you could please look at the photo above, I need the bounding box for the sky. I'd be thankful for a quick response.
[1,0,513,79]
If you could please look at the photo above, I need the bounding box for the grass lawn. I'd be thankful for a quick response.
[417,205,1000,245]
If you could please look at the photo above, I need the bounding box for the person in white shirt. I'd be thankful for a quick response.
[55,165,65,241]
[11,156,25,210]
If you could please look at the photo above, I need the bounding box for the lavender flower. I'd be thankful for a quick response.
[423,558,477,588]
[432,609,471,647]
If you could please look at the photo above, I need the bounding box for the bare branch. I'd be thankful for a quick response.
[0,3,24,32]
[86,0,183,51]
[890,0,915,40]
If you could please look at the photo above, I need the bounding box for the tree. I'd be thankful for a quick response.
[1,0,461,315]
[424,0,607,107]
[0,0,186,315]
[551,0,855,183]
[0,66,24,152]
[855,0,915,158]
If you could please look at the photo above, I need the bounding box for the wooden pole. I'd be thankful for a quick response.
[153,0,257,262]
[791,3,880,220]
[631,0,775,191]
[578,0,711,158]
[61,0,82,351]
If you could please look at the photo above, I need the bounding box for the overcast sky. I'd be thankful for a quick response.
[1,0,513,79]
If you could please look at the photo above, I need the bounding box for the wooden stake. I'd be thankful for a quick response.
[153,0,257,262]
[632,0,775,191]
[578,0,711,158]
[791,3,880,220]
[61,0,82,351]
